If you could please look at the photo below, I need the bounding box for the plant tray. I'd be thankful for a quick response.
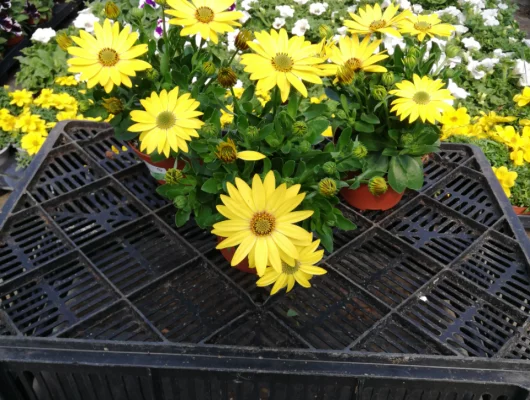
[1,122,530,399]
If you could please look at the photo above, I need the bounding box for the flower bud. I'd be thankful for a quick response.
[146,68,160,81]
[299,140,311,153]
[102,97,124,114]
[292,121,308,137]
[246,125,259,140]
[403,55,417,70]
[444,68,455,78]
[131,7,144,19]
[173,195,187,209]
[368,176,388,196]
[371,85,387,101]
[104,1,120,18]
[445,44,461,58]
[400,133,414,146]
[217,67,237,88]
[165,168,184,184]
[202,61,216,75]
[322,161,336,175]
[200,122,218,138]
[215,139,238,163]
[318,24,334,39]
[235,29,253,51]
[319,178,337,197]
[282,177,295,187]
[326,219,336,227]
[352,142,368,159]
[78,100,91,112]
[336,110,348,120]
[381,71,394,87]
[55,32,73,51]
[408,46,421,59]
[269,138,281,148]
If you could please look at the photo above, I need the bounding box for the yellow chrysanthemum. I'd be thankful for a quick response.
[15,114,47,134]
[319,35,388,79]
[398,14,455,41]
[0,114,15,132]
[33,89,55,108]
[215,138,265,163]
[67,19,151,93]
[344,3,412,37]
[240,29,325,102]
[492,166,517,198]
[21,132,46,156]
[165,0,243,44]
[256,240,326,295]
[129,87,204,157]
[213,171,314,276]
[55,76,79,86]
[389,74,454,123]
[9,89,33,107]
[514,87,530,107]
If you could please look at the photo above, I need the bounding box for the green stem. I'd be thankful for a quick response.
[272,86,280,117]
[230,87,241,113]
[227,50,238,66]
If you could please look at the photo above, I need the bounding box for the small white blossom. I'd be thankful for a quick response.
[241,0,257,11]
[462,37,481,51]
[498,2,508,9]
[273,17,286,29]
[447,79,470,99]
[458,0,485,13]
[482,9,499,26]
[309,2,328,15]
[436,6,465,23]
[337,26,349,36]
[239,11,251,24]
[493,48,513,58]
[347,5,357,13]
[73,12,99,33]
[292,18,310,36]
[382,34,406,55]
[276,5,295,18]
[226,29,239,51]
[453,25,469,35]
[31,27,56,43]
[514,60,530,86]
[396,0,411,10]
[524,39,530,47]
[412,4,423,13]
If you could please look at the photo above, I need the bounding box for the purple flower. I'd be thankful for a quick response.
[24,1,40,19]
[0,12,22,34]
[0,0,11,11]
[228,2,236,11]
[139,0,158,8]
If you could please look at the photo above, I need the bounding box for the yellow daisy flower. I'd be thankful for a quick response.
[55,76,79,86]
[256,239,326,295]
[21,132,46,156]
[34,89,55,108]
[213,171,314,276]
[492,166,517,198]
[9,89,33,107]
[389,74,454,124]
[514,87,530,107]
[67,19,151,93]
[221,105,234,127]
[319,35,388,79]
[0,114,16,132]
[441,107,470,129]
[344,3,412,37]
[398,14,455,41]
[165,0,243,44]
[215,138,266,163]
[15,114,46,134]
[128,87,204,157]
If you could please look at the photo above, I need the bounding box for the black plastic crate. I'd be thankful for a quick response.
[1,121,530,399]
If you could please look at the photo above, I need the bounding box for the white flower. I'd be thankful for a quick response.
[514,60,530,86]
[78,8,93,14]
[226,29,239,51]
[382,33,406,55]
[73,12,99,33]
[412,4,423,13]
[276,5,295,18]
[292,18,310,36]
[347,5,357,13]
[447,79,470,99]
[240,11,250,24]
[498,2,508,9]
[293,0,310,4]
[524,39,530,47]
[235,80,244,88]
[482,9,499,26]
[273,17,286,29]
[436,6,465,23]
[458,0,485,13]
[493,48,513,58]
[453,25,469,35]
[480,57,499,70]
[466,59,485,79]
[337,26,349,36]
[396,0,411,10]
[462,37,481,51]
[241,0,257,11]
[309,2,328,15]
[74,74,82,82]
[31,27,56,43]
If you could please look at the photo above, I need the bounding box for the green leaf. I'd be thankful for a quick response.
[388,156,408,193]
[283,160,296,177]
[201,178,219,194]
[175,209,191,227]
[340,94,350,115]
[361,113,380,125]
[241,85,255,103]
[335,213,357,231]
[354,121,375,133]
[402,155,424,190]
[189,141,209,153]
[286,309,298,317]
[337,127,353,150]
[303,104,328,121]
[318,224,334,253]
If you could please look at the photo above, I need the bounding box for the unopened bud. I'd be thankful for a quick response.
[352,142,368,158]
[235,29,253,51]
[104,1,120,19]
[202,61,216,75]
[299,140,311,153]
[322,161,336,175]
[371,85,387,101]
[381,71,394,87]
[403,55,417,70]
[165,168,184,184]
[292,121,308,137]
[319,178,337,197]
[368,176,388,196]
[318,24,334,39]
[173,195,187,209]
[217,67,237,88]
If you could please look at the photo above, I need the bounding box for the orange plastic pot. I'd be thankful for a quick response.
[341,184,404,211]
[6,35,23,47]
[128,142,184,184]
[216,237,256,274]
[513,205,529,215]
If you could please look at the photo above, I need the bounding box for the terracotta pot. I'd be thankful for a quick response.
[6,35,23,47]
[341,183,404,211]
[128,142,184,184]
[513,205,529,215]
[216,236,256,274]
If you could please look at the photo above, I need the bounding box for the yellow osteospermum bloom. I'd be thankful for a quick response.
[256,240,326,295]
[514,87,530,107]
[390,74,454,124]
[67,19,151,93]
[129,87,204,157]
[215,138,265,163]
[344,3,412,37]
[398,14,455,41]
[492,166,517,198]
[166,0,243,44]
[319,34,388,79]
[213,171,314,276]
[240,29,325,102]
[9,89,33,107]
[55,76,78,86]
[21,132,46,156]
